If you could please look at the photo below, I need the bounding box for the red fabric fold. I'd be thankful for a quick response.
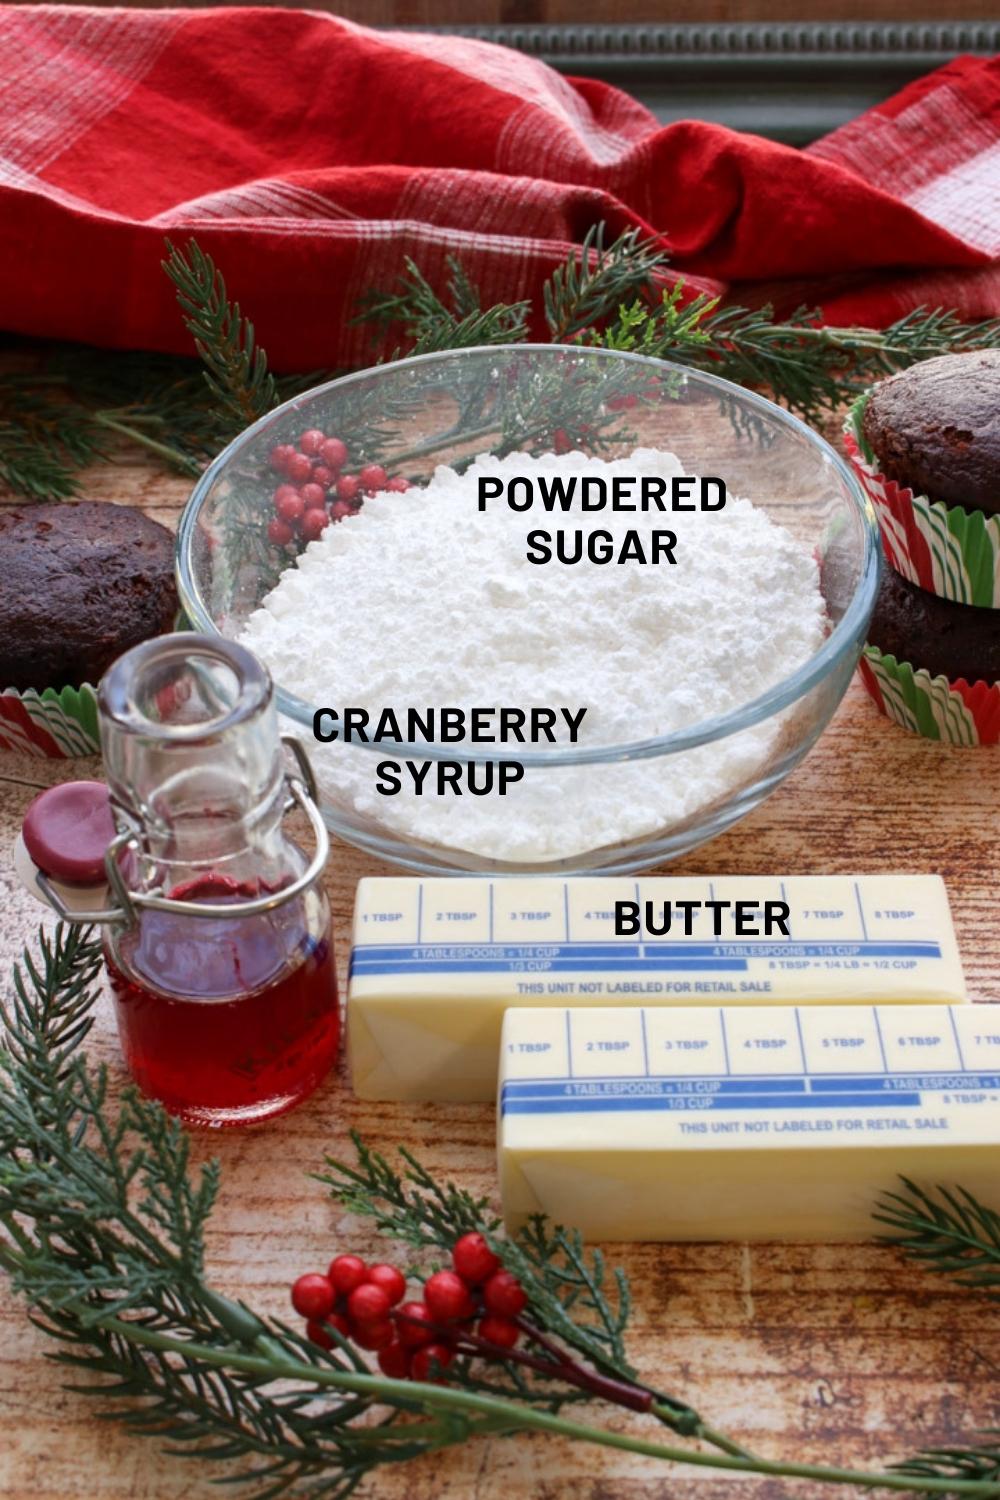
[0,6,997,369]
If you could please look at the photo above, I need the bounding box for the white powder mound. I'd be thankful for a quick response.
[240,449,827,863]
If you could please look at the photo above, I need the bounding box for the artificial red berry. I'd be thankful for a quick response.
[300,482,327,510]
[270,443,296,474]
[291,1273,335,1321]
[267,518,294,547]
[359,463,388,494]
[306,1311,349,1349]
[385,475,410,493]
[553,427,571,454]
[366,1264,407,1307]
[336,474,361,504]
[482,1270,527,1318]
[452,1232,501,1287]
[320,437,348,470]
[311,464,334,489]
[301,508,328,542]
[306,1318,334,1349]
[328,1255,367,1296]
[477,1315,519,1350]
[396,1301,434,1349]
[377,1341,411,1379]
[424,1270,473,1323]
[347,1282,392,1326]
[352,1318,395,1351]
[274,487,305,523]
[410,1343,453,1383]
[331,499,353,521]
[299,428,327,455]
[285,451,314,484]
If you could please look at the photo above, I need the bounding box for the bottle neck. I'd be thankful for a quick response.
[114,774,296,891]
[98,635,298,895]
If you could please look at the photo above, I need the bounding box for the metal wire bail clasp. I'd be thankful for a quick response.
[27,732,328,930]
[34,733,329,929]
[107,733,328,925]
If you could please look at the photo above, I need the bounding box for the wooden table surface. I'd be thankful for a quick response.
[1,431,998,1500]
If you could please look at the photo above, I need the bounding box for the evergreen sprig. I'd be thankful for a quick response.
[163,239,279,433]
[0,378,106,499]
[360,255,531,354]
[2,928,1000,1497]
[894,1438,1000,1491]
[500,1215,635,1379]
[319,1133,500,1256]
[1,923,102,1101]
[320,1139,656,1414]
[3,224,1000,507]
[542,224,669,340]
[874,1178,1000,1292]
[359,230,1000,425]
[591,285,1000,421]
[0,348,239,500]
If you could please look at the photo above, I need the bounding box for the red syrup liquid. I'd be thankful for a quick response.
[105,874,339,1127]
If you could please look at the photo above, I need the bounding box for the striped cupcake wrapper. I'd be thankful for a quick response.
[0,683,101,758]
[845,395,1000,610]
[858,647,1000,747]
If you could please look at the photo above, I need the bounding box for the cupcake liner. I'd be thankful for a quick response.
[0,683,101,758]
[858,646,1000,746]
[844,394,1000,609]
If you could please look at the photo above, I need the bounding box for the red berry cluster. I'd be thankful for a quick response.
[290,1233,528,1385]
[266,428,409,549]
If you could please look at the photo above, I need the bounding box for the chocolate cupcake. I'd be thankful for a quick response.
[862,350,1000,516]
[859,569,1000,747]
[868,568,999,685]
[845,352,1000,608]
[0,502,178,757]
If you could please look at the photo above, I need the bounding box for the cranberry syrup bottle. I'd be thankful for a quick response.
[98,635,339,1126]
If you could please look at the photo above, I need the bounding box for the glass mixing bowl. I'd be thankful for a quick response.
[177,345,878,875]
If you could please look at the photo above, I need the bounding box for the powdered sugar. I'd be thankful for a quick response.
[240,449,827,863]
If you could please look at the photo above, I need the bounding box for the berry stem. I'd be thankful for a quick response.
[512,1316,757,1457]
[393,1306,646,1415]
[513,1316,654,1413]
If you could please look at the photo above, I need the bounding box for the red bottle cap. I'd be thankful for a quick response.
[22,781,116,887]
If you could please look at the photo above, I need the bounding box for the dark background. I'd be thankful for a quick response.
[46,1,1000,144]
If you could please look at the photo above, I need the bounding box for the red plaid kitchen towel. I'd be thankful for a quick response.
[0,6,997,369]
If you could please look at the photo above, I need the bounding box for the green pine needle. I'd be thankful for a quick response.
[543,224,669,340]
[319,1131,500,1258]
[894,1437,1000,1489]
[874,1177,1000,1292]
[359,254,531,354]
[5,224,1000,510]
[0,377,106,499]
[163,238,279,433]
[590,285,1000,421]
[360,230,1000,425]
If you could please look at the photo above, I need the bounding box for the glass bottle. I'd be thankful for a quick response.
[95,633,339,1126]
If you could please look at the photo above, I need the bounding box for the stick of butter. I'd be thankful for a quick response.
[499,1003,999,1242]
[348,875,967,1102]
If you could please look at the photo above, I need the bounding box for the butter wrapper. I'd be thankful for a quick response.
[845,395,1000,610]
[0,683,101,758]
[349,874,968,1102]
[858,646,1000,746]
